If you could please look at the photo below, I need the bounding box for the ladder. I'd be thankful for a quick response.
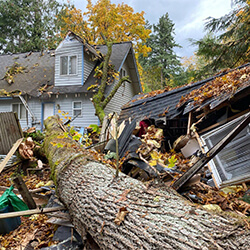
[18,95,36,122]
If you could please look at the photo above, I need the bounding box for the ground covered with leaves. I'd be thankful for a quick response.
[0,167,58,249]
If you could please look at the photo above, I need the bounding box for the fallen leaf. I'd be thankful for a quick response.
[114,207,129,225]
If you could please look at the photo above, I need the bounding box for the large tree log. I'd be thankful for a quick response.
[44,116,250,249]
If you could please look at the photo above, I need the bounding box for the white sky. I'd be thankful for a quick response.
[61,0,233,58]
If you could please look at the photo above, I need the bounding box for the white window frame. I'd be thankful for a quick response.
[60,55,78,76]
[72,101,82,117]
[12,103,26,119]
[200,113,250,187]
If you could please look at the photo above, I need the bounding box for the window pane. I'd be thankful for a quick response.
[73,109,81,117]
[73,102,81,109]
[60,56,68,75]
[20,104,26,119]
[69,56,77,74]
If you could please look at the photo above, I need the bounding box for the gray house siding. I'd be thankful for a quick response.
[84,53,96,82]
[52,93,99,128]
[104,60,136,115]
[0,97,30,129]
[0,93,99,131]
[55,39,83,86]
[55,38,96,86]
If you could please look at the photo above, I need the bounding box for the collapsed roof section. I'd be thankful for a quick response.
[118,63,250,124]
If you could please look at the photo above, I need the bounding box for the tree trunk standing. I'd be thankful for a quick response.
[44,116,250,249]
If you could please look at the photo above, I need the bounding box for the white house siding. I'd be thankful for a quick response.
[45,93,99,129]
[55,39,83,86]
[84,53,96,82]
[104,61,136,115]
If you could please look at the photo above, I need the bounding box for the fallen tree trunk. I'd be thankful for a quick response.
[44,116,250,249]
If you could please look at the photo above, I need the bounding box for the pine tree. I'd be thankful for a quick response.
[0,0,62,54]
[194,0,249,71]
[140,13,182,90]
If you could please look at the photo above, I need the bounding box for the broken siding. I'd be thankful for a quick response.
[26,97,42,129]
[55,39,83,86]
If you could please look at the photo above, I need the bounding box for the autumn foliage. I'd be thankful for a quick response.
[178,66,250,107]
[58,0,151,55]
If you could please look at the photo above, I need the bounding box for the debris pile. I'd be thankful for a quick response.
[86,114,250,218]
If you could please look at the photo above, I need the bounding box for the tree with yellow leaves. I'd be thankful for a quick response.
[57,0,151,123]
[58,0,151,55]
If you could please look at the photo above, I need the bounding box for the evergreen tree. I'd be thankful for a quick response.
[194,0,249,71]
[140,13,182,90]
[0,0,62,54]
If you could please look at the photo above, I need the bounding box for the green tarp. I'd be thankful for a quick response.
[0,185,29,211]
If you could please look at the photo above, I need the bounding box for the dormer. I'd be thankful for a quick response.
[54,31,98,87]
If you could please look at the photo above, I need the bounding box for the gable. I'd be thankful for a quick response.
[55,36,83,86]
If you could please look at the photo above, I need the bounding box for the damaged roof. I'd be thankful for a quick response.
[0,33,139,96]
[0,51,55,97]
[119,63,250,122]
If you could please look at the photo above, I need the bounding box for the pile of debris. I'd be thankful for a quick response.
[83,112,250,218]
[0,125,84,249]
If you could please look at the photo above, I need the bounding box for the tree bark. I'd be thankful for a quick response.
[44,116,250,249]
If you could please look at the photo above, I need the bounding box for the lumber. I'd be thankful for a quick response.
[0,138,23,173]
[0,206,65,219]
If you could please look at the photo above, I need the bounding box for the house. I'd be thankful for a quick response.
[119,63,250,187]
[0,31,141,130]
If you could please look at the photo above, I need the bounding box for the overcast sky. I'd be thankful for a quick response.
[62,0,233,58]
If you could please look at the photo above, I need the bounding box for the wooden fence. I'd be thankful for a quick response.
[0,112,23,154]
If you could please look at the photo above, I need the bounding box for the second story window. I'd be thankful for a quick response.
[60,56,77,75]
[120,68,126,79]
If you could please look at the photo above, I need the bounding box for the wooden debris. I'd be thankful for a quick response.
[0,206,66,219]
[18,137,35,160]
[0,138,23,173]
[13,175,37,209]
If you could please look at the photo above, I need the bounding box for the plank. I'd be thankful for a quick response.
[0,206,66,219]
[0,138,23,173]
[13,176,37,209]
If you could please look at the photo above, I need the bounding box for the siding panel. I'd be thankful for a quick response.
[55,39,83,86]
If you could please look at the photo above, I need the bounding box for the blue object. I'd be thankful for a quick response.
[0,204,21,234]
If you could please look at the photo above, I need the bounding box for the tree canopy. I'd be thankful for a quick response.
[194,0,250,71]
[0,0,62,54]
[139,13,182,90]
[57,0,151,55]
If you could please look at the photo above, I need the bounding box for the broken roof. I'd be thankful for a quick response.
[0,51,55,97]
[0,34,139,96]
[119,63,250,122]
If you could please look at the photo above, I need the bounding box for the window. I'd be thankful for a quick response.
[73,101,82,117]
[200,114,250,187]
[12,103,26,119]
[120,68,126,79]
[60,56,77,75]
